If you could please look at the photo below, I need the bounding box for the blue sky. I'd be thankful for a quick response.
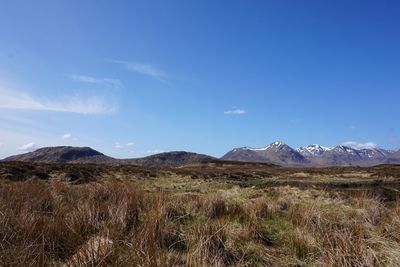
[0,0,399,158]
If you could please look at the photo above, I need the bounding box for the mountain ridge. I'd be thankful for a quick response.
[222,141,309,166]
[3,143,400,167]
[222,142,400,167]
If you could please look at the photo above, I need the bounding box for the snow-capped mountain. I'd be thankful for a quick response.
[296,144,331,157]
[321,146,397,165]
[357,148,394,160]
[222,142,400,167]
[222,141,308,166]
[236,141,289,152]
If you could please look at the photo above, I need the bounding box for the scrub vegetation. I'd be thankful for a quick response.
[0,161,400,266]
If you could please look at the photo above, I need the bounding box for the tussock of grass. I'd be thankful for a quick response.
[1,177,400,266]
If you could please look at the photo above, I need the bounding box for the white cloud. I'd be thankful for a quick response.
[0,86,116,114]
[0,129,53,159]
[127,63,166,79]
[224,109,247,115]
[115,142,135,149]
[109,59,168,83]
[0,142,3,147]
[62,133,72,140]
[342,141,378,149]
[69,74,122,88]
[17,142,37,152]
[146,149,164,154]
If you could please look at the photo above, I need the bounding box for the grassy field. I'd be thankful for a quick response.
[0,161,400,266]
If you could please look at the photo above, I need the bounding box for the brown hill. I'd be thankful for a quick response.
[124,151,216,167]
[3,146,116,164]
[3,146,215,167]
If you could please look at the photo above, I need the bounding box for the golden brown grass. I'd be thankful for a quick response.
[0,177,399,266]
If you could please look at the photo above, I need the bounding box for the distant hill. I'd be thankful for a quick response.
[222,142,400,167]
[125,151,216,167]
[3,146,117,164]
[3,146,215,167]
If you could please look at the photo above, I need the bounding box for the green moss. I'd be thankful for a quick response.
[260,217,294,245]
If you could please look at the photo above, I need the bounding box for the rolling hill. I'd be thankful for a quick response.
[3,146,215,167]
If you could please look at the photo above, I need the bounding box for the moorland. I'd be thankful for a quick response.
[1,161,400,266]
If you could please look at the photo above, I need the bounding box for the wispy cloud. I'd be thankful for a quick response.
[108,59,169,83]
[224,109,247,115]
[115,142,135,149]
[0,86,116,114]
[62,133,72,140]
[69,74,122,89]
[146,149,164,154]
[115,142,124,149]
[123,148,164,157]
[342,141,378,149]
[0,142,3,147]
[17,142,37,152]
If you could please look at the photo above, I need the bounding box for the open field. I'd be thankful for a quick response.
[1,161,400,266]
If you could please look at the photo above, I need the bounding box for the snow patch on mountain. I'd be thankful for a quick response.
[234,141,286,152]
[296,144,331,157]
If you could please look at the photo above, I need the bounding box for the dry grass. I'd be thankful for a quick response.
[0,173,400,266]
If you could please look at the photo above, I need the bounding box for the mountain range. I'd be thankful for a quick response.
[2,142,400,167]
[222,141,400,167]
